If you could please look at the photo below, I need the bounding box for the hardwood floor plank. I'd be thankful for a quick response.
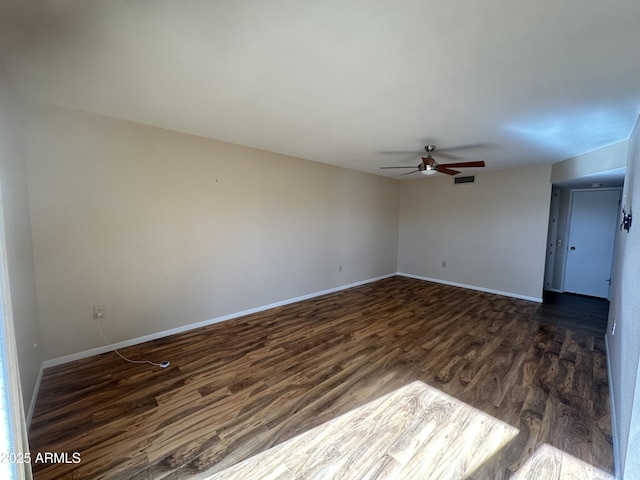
[511,443,563,480]
[534,291,609,338]
[574,352,595,400]
[501,384,548,472]
[29,276,614,479]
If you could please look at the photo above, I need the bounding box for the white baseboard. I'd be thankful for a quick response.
[397,272,543,303]
[32,272,537,419]
[41,273,396,370]
[605,334,622,479]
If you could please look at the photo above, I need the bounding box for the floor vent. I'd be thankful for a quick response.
[454,175,475,184]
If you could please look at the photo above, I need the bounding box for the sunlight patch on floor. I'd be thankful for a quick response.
[512,443,614,480]
[201,380,519,479]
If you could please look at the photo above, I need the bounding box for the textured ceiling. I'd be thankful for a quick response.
[1,0,639,178]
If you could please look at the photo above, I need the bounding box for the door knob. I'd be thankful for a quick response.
[570,246,576,250]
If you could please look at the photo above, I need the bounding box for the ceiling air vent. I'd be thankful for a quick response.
[454,175,475,184]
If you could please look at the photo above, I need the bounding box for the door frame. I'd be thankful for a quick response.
[544,189,561,292]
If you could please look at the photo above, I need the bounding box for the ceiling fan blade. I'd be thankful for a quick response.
[380,166,419,169]
[437,166,461,175]
[439,161,485,168]
[400,170,420,176]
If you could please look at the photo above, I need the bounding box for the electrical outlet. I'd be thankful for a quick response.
[611,322,616,335]
[93,305,105,320]
[339,264,343,272]
[442,261,447,268]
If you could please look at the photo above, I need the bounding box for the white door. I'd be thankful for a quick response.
[564,189,620,298]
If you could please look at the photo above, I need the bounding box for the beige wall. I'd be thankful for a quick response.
[22,103,400,360]
[551,140,627,184]
[607,115,640,478]
[397,164,552,300]
[0,65,41,411]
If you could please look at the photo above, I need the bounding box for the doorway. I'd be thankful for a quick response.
[541,185,622,337]
[563,188,621,299]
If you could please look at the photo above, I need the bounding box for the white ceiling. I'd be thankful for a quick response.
[1,0,639,179]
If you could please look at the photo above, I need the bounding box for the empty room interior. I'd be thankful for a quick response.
[1,2,640,479]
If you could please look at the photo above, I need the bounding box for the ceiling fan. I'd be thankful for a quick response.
[380,145,485,176]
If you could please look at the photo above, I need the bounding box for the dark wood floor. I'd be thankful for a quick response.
[28,276,613,479]
[534,290,610,338]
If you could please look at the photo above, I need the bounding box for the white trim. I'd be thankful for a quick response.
[397,272,543,303]
[0,185,31,479]
[606,334,622,479]
[42,274,396,369]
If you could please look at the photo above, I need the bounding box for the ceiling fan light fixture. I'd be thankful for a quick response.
[380,144,485,177]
